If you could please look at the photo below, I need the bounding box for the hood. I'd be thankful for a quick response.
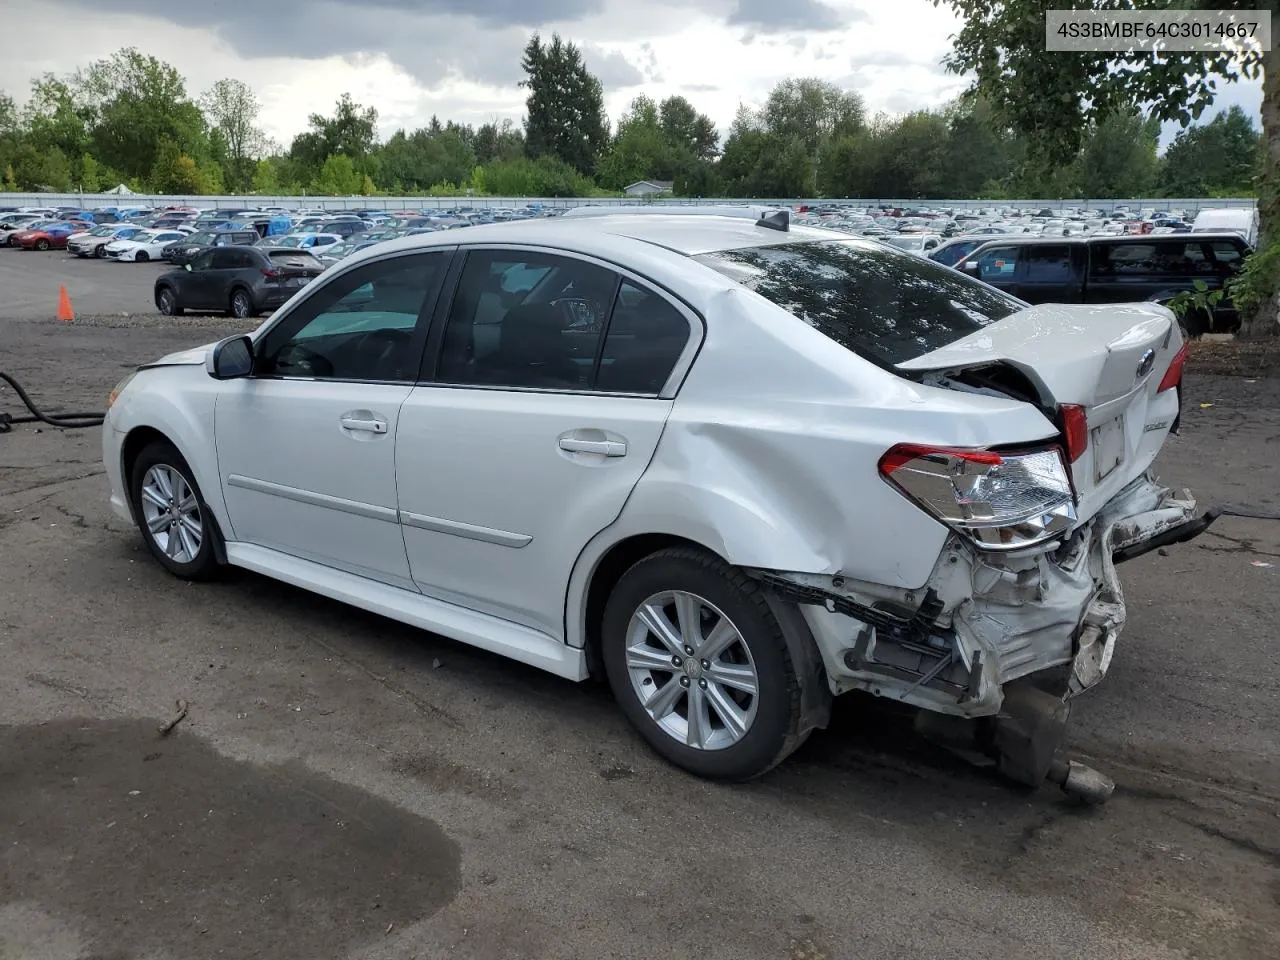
[896,301,1175,407]
[142,343,215,368]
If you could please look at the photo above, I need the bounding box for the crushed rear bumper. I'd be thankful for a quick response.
[762,473,1209,718]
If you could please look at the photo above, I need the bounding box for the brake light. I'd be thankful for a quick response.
[878,443,1076,550]
[1059,404,1088,463]
[260,267,280,279]
[1158,342,1188,393]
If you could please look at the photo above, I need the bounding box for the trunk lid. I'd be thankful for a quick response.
[897,301,1183,523]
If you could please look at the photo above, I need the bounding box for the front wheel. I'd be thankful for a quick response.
[135,250,150,262]
[156,286,183,316]
[229,289,256,319]
[35,238,49,251]
[601,548,807,780]
[129,441,221,580]
[94,244,106,259]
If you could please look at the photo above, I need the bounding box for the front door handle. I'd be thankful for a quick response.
[340,416,387,434]
[559,437,627,457]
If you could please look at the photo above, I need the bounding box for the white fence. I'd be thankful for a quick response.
[0,192,1258,214]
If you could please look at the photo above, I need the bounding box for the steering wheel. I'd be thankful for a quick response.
[351,329,413,378]
[274,343,334,378]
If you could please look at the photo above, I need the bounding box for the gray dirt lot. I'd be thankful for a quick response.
[2,248,1279,960]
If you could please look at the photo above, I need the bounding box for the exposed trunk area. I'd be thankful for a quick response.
[1239,24,1279,339]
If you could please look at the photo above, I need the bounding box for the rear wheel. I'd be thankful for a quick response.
[601,547,807,780]
[94,244,106,259]
[128,441,221,580]
[35,238,49,251]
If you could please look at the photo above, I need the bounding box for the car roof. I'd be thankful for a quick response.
[360,213,846,259]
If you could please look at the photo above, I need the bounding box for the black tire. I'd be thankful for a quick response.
[35,238,49,251]
[135,250,150,262]
[94,244,106,259]
[155,286,183,316]
[601,547,807,781]
[129,440,221,580]
[229,288,257,319]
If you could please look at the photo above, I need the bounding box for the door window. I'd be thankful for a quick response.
[1025,245,1073,282]
[436,250,619,390]
[210,248,245,269]
[1209,241,1245,272]
[257,253,445,382]
[971,245,1018,280]
[596,282,692,394]
[190,250,215,271]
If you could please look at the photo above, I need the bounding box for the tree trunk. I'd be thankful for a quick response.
[1239,16,1279,339]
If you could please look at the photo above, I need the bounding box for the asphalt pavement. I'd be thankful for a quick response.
[1,248,1278,960]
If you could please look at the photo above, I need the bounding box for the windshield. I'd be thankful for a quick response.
[129,231,156,243]
[694,239,1023,368]
[89,226,115,236]
[276,236,305,247]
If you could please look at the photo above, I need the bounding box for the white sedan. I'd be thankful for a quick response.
[104,229,189,262]
[102,209,1204,791]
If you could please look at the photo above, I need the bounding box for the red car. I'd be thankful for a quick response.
[13,220,83,250]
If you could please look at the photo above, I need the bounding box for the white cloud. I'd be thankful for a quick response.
[0,0,1263,147]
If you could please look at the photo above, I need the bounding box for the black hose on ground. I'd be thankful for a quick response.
[0,372,106,432]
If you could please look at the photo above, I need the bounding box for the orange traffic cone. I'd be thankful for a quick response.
[57,285,74,322]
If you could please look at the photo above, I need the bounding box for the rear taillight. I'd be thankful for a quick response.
[1059,404,1088,463]
[1158,342,1188,393]
[260,267,280,278]
[879,443,1076,550]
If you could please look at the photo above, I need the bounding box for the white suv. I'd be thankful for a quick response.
[102,209,1205,788]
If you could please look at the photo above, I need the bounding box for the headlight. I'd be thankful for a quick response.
[879,444,1076,550]
[108,371,138,409]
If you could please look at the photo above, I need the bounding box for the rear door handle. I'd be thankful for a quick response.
[558,438,627,457]
[340,416,387,434]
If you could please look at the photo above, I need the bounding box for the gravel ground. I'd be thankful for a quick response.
[1,249,1279,960]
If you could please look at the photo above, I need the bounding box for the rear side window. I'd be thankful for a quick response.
[695,239,1021,368]
[1209,241,1245,270]
[1091,241,1217,278]
[1025,245,1073,282]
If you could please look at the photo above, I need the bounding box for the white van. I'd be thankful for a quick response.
[1192,207,1259,247]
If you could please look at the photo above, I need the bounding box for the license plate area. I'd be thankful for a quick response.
[1092,414,1125,482]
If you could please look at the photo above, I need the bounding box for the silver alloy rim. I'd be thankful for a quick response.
[233,293,249,317]
[159,290,174,313]
[625,590,759,750]
[140,464,203,564]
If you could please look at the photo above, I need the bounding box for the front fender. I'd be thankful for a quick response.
[108,365,229,535]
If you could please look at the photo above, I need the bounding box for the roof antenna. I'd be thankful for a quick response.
[755,210,789,232]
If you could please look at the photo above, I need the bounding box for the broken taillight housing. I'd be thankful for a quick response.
[878,443,1076,550]
[1158,342,1188,393]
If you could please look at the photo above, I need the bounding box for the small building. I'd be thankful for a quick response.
[623,180,674,199]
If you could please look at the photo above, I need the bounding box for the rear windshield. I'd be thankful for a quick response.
[267,249,321,266]
[694,239,1022,367]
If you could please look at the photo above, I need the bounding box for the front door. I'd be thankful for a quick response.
[396,247,696,636]
[214,250,450,588]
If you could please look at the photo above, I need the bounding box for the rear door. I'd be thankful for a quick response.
[395,246,696,637]
[1016,244,1081,303]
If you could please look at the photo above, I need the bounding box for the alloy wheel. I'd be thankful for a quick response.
[624,590,760,750]
[232,292,251,318]
[139,464,203,564]
[158,289,175,315]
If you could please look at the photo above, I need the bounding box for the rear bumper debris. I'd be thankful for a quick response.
[761,472,1202,716]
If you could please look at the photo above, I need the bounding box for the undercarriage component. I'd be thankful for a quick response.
[990,680,1071,787]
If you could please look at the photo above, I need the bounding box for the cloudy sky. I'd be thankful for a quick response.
[3,0,1263,149]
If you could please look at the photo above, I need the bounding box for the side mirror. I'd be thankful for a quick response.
[184,263,192,272]
[206,334,254,380]
[960,261,982,277]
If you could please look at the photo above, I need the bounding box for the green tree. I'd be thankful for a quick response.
[78,152,103,191]
[597,95,679,190]
[762,78,864,154]
[1078,110,1160,198]
[23,75,90,160]
[312,153,362,195]
[75,48,209,180]
[290,93,379,183]
[659,96,719,160]
[200,78,266,191]
[1160,106,1262,197]
[149,138,205,193]
[520,33,609,175]
[473,119,525,164]
[251,157,279,193]
[13,143,72,191]
[934,0,1275,336]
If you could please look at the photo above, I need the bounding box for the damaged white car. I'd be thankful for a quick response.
[102,208,1209,795]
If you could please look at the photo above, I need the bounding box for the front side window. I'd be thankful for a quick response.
[257,253,446,382]
[695,239,1021,368]
[436,250,618,390]
[970,244,1019,280]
